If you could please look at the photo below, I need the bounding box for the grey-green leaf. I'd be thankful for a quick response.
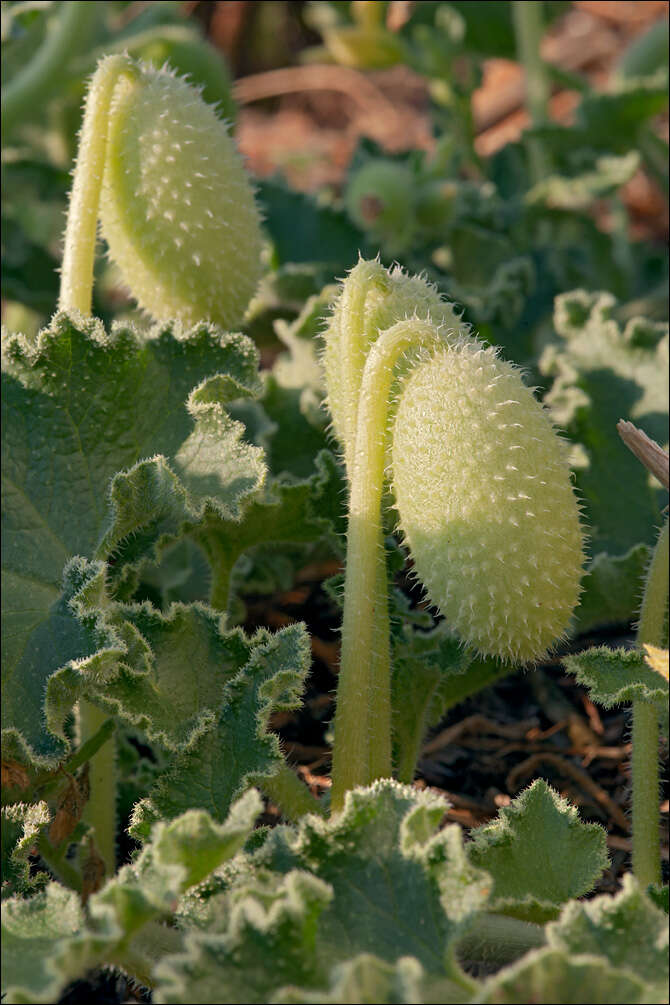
[468,779,608,923]
[564,645,669,736]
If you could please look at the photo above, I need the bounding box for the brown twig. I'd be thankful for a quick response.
[617,420,669,490]
[234,64,402,131]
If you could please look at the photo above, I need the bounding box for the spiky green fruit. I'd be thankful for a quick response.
[392,339,584,662]
[99,62,262,329]
[323,259,466,469]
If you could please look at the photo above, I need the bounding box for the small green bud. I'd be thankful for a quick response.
[392,340,584,662]
[345,160,417,253]
[99,62,262,329]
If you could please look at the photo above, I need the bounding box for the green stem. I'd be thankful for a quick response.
[367,544,392,781]
[1,2,100,138]
[260,763,326,820]
[512,1,550,183]
[37,832,83,892]
[456,913,545,968]
[77,701,117,876]
[632,519,668,888]
[59,54,137,316]
[331,320,441,812]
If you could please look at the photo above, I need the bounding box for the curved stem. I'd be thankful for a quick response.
[59,54,138,315]
[367,544,392,781]
[456,913,545,968]
[260,763,326,820]
[1,2,100,138]
[331,321,441,812]
[77,701,117,876]
[632,518,668,888]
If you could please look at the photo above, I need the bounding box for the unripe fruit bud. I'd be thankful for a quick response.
[323,259,466,469]
[392,340,584,662]
[99,62,262,329]
[345,160,416,254]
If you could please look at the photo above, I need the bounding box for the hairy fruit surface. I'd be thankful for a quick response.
[392,341,584,662]
[99,63,262,328]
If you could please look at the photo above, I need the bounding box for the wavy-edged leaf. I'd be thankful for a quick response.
[273,953,440,1005]
[565,645,669,735]
[1,801,50,894]
[46,599,252,753]
[476,947,648,1004]
[468,779,608,923]
[541,291,668,559]
[130,622,313,833]
[1,883,83,1004]
[155,870,333,1004]
[2,312,260,764]
[1,792,261,1003]
[546,874,668,998]
[526,151,640,211]
[243,780,490,978]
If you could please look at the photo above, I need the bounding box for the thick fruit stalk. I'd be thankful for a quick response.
[632,519,668,888]
[61,55,262,328]
[324,260,584,812]
[58,52,263,868]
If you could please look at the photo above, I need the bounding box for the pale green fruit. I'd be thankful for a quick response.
[323,258,466,469]
[392,340,584,662]
[99,63,262,329]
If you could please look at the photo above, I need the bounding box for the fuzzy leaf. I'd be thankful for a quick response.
[1,793,261,1003]
[245,780,490,977]
[547,874,669,998]
[564,645,669,735]
[541,291,668,559]
[158,782,488,1002]
[46,600,253,752]
[1,883,84,1004]
[130,623,312,830]
[155,871,333,1004]
[468,779,608,923]
[2,312,260,764]
[526,151,640,210]
[476,948,649,1004]
[273,953,440,1005]
[1,801,50,894]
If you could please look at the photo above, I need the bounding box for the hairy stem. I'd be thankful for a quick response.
[37,832,83,893]
[512,1,550,182]
[331,320,441,812]
[77,701,117,876]
[457,913,545,968]
[632,518,668,888]
[1,2,100,138]
[59,54,138,315]
[367,545,392,781]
